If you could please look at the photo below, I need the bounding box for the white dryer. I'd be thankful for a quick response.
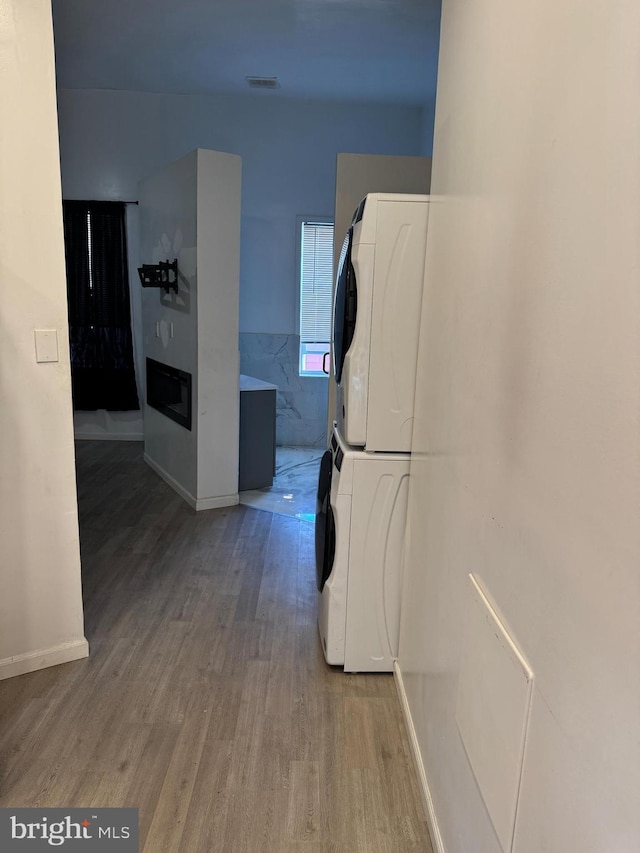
[315,425,410,672]
[333,193,430,453]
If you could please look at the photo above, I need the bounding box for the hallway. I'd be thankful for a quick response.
[0,441,431,852]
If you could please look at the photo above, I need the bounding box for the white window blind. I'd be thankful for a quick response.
[299,221,334,344]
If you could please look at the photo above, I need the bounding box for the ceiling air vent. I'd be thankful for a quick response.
[246,76,280,90]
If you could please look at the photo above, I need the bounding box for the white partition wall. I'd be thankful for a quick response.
[140,149,242,510]
[0,0,88,679]
[397,1,640,852]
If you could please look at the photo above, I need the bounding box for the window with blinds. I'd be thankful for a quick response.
[299,219,334,376]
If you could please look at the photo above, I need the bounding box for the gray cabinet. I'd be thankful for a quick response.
[239,375,277,491]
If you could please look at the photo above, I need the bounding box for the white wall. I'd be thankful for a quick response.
[196,149,241,504]
[398,1,640,852]
[140,149,241,510]
[140,151,199,500]
[0,0,88,679]
[419,99,437,157]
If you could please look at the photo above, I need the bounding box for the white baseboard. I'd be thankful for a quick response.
[144,453,238,512]
[0,638,89,681]
[144,452,197,507]
[75,432,144,441]
[394,661,446,853]
[195,494,239,511]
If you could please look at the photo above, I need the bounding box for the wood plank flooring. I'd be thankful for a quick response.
[0,441,432,852]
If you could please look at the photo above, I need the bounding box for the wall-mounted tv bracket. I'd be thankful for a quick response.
[138,259,179,293]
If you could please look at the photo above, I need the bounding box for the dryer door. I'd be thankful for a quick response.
[332,227,357,385]
[315,448,336,591]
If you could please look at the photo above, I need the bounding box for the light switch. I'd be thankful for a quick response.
[34,329,59,363]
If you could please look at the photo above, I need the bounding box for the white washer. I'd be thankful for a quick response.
[315,425,410,672]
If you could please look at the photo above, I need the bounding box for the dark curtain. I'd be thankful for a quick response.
[63,200,140,411]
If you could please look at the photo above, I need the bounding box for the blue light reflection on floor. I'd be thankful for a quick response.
[296,512,316,524]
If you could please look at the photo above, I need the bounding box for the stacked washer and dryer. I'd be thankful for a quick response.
[315,192,430,672]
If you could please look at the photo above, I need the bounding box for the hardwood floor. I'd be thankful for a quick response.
[0,441,432,852]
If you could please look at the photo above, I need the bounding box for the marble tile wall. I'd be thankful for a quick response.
[239,333,330,447]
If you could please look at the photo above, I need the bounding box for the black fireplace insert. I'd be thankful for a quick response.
[146,358,192,430]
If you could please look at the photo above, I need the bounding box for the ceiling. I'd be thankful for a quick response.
[51,0,442,105]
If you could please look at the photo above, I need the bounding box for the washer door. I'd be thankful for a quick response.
[315,449,336,592]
